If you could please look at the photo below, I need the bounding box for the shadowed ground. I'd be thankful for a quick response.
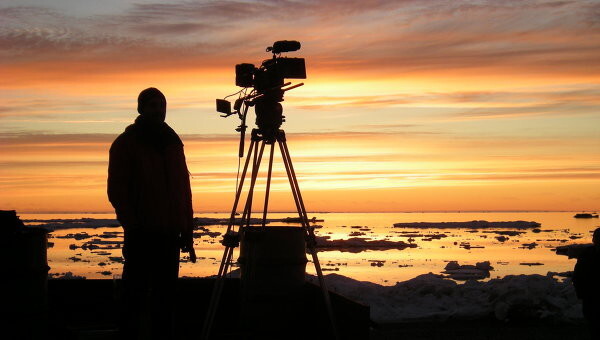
[38,278,590,340]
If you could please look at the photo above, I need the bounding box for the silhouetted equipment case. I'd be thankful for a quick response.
[1,210,49,339]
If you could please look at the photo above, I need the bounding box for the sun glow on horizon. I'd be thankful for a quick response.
[1,0,599,213]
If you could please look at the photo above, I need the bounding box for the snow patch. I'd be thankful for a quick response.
[308,273,582,323]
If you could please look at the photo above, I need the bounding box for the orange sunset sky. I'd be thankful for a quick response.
[0,0,599,213]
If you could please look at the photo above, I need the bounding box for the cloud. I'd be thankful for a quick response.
[1,0,599,82]
[0,132,114,146]
[450,102,599,120]
[0,96,128,118]
[291,87,600,121]
[0,160,107,168]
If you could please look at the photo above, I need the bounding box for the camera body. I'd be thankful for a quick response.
[217,41,306,143]
[236,57,306,91]
[235,40,306,92]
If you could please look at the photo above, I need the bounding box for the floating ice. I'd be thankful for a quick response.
[49,272,86,280]
[520,242,538,250]
[443,261,492,281]
[55,232,92,240]
[23,218,120,229]
[193,226,221,238]
[314,236,417,253]
[393,220,540,229]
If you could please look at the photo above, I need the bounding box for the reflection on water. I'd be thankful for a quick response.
[23,212,598,285]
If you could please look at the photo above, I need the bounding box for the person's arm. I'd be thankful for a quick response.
[573,256,587,300]
[107,136,138,229]
[178,144,196,262]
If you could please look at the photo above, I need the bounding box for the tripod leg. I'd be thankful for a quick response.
[278,138,340,340]
[225,138,256,231]
[276,140,303,220]
[261,143,275,227]
[240,140,266,229]
[219,138,263,298]
[201,142,254,340]
[201,139,265,340]
[216,139,256,279]
[279,140,311,224]
[215,139,257,282]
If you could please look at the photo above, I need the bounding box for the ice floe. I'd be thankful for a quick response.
[314,236,417,253]
[69,238,122,251]
[194,226,221,238]
[496,236,509,242]
[442,261,492,280]
[393,220,540,229]
[55,232,93,240]
[49,272,86,279]
[520,242,538,249]
[458,242,484,250]
[109,256,124,263]
[68,256,90,263]
[486,230,525,236]
[193,216,322,226]
[24,218,120,229]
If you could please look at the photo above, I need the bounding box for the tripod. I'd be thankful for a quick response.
[200,128,338,339]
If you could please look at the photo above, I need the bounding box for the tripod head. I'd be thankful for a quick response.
[216,41,306,155]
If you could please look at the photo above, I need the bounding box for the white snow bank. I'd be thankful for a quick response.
[308,272,582,323]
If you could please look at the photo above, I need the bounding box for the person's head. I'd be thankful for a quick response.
[593,228,600,248]
[137,87,166,122]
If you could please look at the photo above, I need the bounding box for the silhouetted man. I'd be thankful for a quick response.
[573,227,600,338]
[108,87,196,339]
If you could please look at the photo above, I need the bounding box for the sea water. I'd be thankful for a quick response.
[21,212,599,284]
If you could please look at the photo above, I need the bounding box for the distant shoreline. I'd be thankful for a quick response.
[16,210,598,214]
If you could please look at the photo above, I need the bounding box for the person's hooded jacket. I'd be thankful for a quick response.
[107,114,193,240]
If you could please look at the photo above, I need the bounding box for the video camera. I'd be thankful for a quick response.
[234,41,306,91]
[216,41,306,146]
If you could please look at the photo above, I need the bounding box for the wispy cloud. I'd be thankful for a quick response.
[1,0,598,79]
[291,87,600,123]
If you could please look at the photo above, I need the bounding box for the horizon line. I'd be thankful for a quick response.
[14,209,599,215]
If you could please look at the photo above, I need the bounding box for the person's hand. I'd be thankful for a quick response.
[180,233,196,263]
[185,245,197,263]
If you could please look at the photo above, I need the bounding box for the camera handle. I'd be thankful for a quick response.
[235,102,250,158]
